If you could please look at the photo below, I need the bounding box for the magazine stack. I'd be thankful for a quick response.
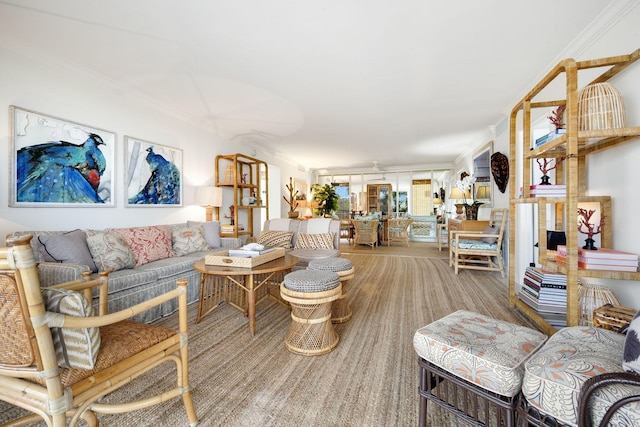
[520,266,567,328]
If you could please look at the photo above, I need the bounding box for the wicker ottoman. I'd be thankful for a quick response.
[280,270,342,355]
[308,257,354,323]
[413,310,547,427]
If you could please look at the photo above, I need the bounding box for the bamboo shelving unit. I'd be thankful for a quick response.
[508,49,640,336]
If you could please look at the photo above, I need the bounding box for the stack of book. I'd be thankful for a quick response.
[529,184,566,197]
[535,128,566,147]
[556,245,639,272]
[221,224,245,233]
[520,266,567,328]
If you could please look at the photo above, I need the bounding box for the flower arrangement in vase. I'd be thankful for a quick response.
[455,173,483,220]
[283,177,299,218]
[578,208,604,250]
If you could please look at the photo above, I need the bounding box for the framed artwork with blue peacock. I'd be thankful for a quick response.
[125,136,183,207]
[10,106,116,207]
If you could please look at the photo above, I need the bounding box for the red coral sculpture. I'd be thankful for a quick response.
[577,208,604,250]
[548,105,566,129]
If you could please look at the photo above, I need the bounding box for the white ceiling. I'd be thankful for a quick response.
[0,0,621,172]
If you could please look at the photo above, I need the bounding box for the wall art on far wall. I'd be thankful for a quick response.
[9,106,116,207]
[125,136,183,207]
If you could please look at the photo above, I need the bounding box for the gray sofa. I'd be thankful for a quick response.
[8,222,241,323]
[260,218,341,268]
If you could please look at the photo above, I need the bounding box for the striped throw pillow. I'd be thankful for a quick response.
[294,232,335,249]
[41,288,100,370]
[258,230,294,248]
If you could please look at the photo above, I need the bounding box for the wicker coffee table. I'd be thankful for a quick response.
[193,254,299,335]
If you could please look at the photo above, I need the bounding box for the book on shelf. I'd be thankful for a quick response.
[557,245,638,261]
[534,128,566,147]
[577,262,638,272]
[221,224,245,232]
[519,288,567,314]
[529,184,566,197]
[228,247,275,258]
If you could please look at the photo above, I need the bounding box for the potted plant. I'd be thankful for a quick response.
[283,177,299,218]
[311,182,339,217]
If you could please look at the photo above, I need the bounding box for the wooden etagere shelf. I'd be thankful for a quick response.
[508,49,640,336]
[214,153,269,239]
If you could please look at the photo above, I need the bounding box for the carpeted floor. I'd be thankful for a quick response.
[0,242,537,426]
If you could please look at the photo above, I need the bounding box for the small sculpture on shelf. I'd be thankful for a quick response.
[224,205,235,226]
[578,208,604,250]
[548,105,566,130]
[536,157,565,185]
[283,177,299,218]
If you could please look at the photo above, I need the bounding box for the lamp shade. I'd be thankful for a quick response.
[449,187,470,200]
[433,198,442,206]
[194,186,223,207]
[475,185,491,199]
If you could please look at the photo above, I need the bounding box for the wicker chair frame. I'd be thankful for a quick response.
[387,218,413,247]
[0,235,198,426]
[352,219,379,250]
[449,208,507,278]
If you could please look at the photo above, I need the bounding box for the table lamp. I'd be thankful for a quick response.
[433,197,442,215]
[195,186,223,222]
[448,187,470,215]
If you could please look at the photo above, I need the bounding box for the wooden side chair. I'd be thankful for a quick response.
[387,218,413,247]
[352,219,379,250]
[449,208,507,278]
[0,235,198,426]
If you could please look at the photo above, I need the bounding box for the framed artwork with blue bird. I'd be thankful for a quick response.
[10,106,116,207]
[125,137,183,207]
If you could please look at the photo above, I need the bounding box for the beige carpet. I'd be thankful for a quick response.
[0,246,537,426]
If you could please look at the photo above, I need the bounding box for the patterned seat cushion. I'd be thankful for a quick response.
[451,238,497,250]
[413,310,547,397]
[283,270,339,293]
[523,326,640,427]
[308,257,353,272]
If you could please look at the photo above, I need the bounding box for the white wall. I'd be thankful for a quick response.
[460,5,640,310]
[0,46,301,241]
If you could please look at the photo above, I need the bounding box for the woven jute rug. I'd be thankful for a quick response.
[0,248,536,426]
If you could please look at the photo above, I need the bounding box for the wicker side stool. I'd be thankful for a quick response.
[280,270,342,356]
[308,257,355,323]
[413,311,547,427]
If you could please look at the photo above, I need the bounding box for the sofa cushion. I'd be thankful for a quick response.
[102,268,159,295]
[111,225,175,266]
[41,288,100,370]
[137,251,212,280]
[258,230,294,248]
[413,310,547,398]
[623,309,640,373]
[172,225,209,256]
[38,229,98,273]
[294,232,335,249]
[86,229,136,272]
[523,326,630,426]
[187,220,222,248]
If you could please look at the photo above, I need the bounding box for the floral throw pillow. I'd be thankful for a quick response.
[294,232,335,250]
[86,230,136,272]
[111,225,175,266]
[172,226,210,256]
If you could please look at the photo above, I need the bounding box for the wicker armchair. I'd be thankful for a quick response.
[578,372,640,427]
[387,218,413,247]
[352,219,379,250]
[449,208,507,278]
[0,235,198,426]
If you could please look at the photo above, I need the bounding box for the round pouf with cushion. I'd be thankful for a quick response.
[308,257,354,323]
[280,270,342,356]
